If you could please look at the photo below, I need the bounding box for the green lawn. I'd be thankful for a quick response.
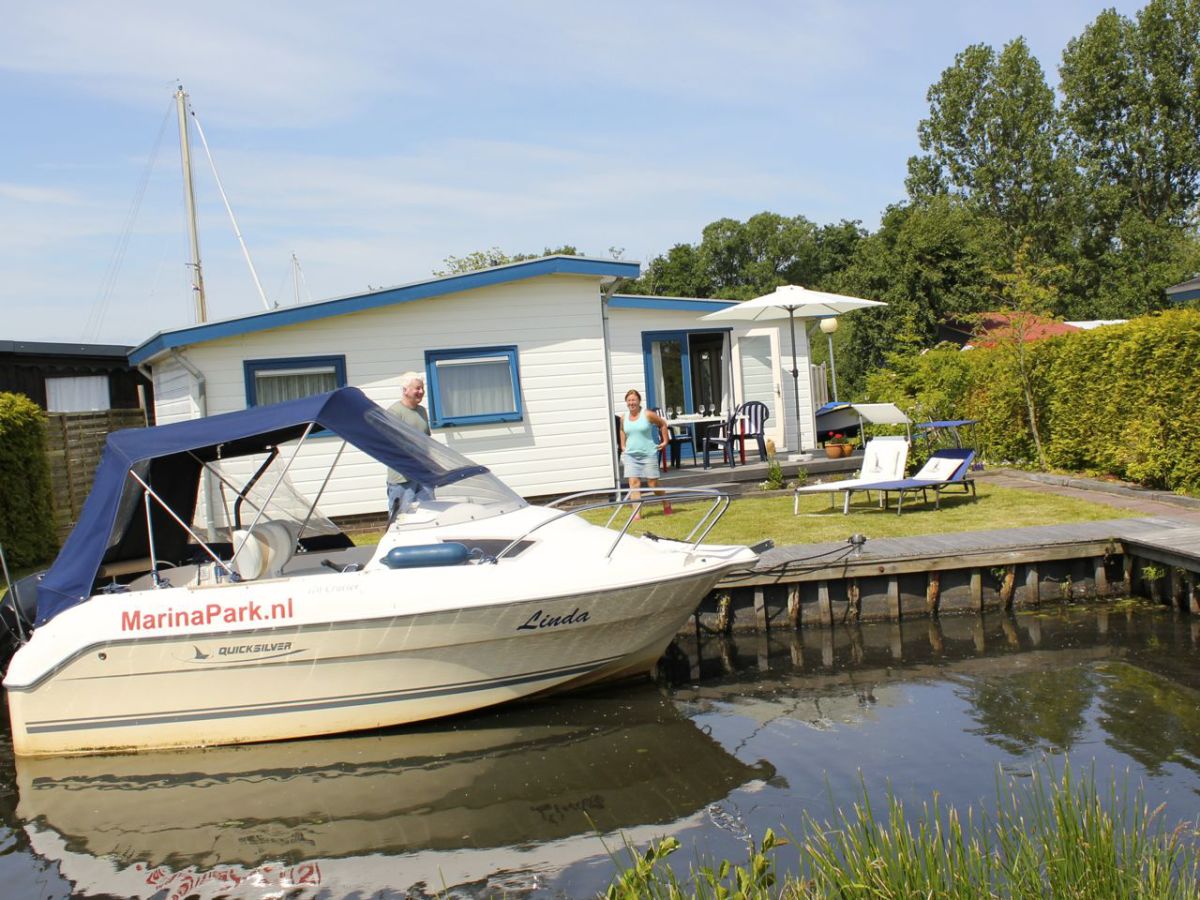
[590,481,1138,546]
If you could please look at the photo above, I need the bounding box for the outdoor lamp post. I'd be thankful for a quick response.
[820,317,839,401]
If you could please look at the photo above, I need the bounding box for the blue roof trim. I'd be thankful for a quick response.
[1166,276,1200,303]
[130,256,641,365]
[609,294,737,312]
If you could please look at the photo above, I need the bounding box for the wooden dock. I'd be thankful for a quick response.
[705,517,1200,632]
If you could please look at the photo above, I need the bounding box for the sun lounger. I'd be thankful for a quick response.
[841,448,978,514]
[794,436,909,514]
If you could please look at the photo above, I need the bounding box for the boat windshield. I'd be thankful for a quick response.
[194,458,343,540]
[366,407,527,516]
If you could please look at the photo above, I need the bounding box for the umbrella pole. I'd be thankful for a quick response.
[788,308,802,454]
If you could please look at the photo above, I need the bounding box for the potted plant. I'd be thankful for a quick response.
[825,433,851,459]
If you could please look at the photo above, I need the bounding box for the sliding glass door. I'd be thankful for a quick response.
[642,330,730,415]
[647,336,686,415]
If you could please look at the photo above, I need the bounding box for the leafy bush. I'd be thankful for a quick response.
[0,393,57,568]
[865,310,1200,493]
[759,459,785,491]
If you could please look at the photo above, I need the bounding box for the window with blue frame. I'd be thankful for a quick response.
[244,355,347,406]
[425,346,522,427]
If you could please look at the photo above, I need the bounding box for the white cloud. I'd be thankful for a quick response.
[0,183,81,204]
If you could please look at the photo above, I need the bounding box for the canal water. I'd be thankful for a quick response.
[1,601,1198,898]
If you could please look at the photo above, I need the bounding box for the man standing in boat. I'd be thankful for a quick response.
[386,372,432,519]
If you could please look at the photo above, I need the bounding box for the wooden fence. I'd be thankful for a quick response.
[44,409,147,538]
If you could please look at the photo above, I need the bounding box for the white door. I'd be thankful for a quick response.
[734,330,784,449]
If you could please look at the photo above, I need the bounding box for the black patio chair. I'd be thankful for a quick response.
[654,408,694,469]
[702,410,738,469]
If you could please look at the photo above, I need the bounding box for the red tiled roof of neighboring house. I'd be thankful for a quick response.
[948,312,1081,349]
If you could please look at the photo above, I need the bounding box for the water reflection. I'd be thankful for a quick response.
[3,603,1200,898]
[668,604,1200,807]
[1095,662,1200,779]
[2,687,771,898]
[962,666,1095,755]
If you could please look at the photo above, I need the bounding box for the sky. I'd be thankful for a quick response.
[0,0,1149,345]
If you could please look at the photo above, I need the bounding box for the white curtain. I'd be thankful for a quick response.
[255,369,338,405]
[45,375,109,412]
[436,357,514,417]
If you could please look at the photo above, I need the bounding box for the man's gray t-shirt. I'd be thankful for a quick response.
[386,401,430,485]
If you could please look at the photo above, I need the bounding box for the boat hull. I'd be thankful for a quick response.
[6,566,726,756]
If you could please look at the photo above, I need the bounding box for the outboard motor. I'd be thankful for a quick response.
[0,572,39,674]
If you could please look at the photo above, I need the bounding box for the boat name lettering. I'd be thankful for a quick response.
[218,641,293,656]
[517,607,591,631]
[120,598,295,632]
[145,862,321,900]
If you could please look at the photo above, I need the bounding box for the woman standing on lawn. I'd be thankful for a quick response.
[619,389,672,520]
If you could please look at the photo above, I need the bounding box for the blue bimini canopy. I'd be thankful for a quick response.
[35,387,488,626]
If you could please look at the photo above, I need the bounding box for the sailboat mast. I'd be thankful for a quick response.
[292,253,303,305]
[175,85,207,324]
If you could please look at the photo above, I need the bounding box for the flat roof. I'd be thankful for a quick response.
[0,340,133,358]
[1166,274,1200,303]
[130,255,641,365]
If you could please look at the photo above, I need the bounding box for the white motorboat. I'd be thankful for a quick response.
[0,387,759,756]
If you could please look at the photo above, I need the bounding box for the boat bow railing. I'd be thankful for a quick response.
[494,486,732,562]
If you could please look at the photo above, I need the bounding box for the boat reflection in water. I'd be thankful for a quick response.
[14,686,772,898]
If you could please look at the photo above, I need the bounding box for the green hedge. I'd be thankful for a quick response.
[865,310,1200,493]
[1047,311,1200,491]
[0,393,58,568]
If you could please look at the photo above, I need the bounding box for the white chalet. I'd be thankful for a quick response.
[129,256,818,517]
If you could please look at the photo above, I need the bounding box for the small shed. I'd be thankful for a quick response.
[0,340,151,413]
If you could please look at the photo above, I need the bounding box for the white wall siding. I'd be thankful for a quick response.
[150,357,196,424]
[150,276,617,517]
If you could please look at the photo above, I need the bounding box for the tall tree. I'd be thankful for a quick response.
[907,38,1067,265]
[1059,0,1200,314]
[632,243,709,297]
[1061,1,1200,225]
[833,197,994,393]
[628,212,864,299]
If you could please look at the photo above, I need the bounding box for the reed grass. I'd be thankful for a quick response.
[604,761,1200,899]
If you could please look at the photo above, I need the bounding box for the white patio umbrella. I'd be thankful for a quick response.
[700,285,887,451]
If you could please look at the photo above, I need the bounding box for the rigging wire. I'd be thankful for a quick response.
[291,252,313,303]
[187,100,274,311]
[272,252,314,306]
[81,96,175,342]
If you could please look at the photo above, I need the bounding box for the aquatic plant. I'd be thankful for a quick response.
[605,760,1200,898]
[604,829,782,899]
